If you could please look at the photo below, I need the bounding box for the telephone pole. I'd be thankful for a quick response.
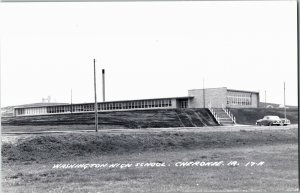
[297,1,299,189]
[102,69,106,102]
[70,89,73,114]
[265,90,266,108]
[284,82,286,119]
[203,78,205,108]
[94,59,98,132]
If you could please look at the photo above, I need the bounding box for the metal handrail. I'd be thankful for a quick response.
[208,105,220,125]
[222,104,236,124]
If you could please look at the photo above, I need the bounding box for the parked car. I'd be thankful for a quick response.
[256,115,285,126]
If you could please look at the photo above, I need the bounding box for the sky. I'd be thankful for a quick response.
[0,1,298,107]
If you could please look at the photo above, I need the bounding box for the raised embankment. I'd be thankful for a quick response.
[2,108,298,127]
[229,108,298,125]
[1,109,218,128]
[2,126,297,163]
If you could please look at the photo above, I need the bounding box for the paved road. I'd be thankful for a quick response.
[2,124,297,135]
[2,124,297,144]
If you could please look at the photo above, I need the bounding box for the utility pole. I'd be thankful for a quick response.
[297,1,299,189]
[265,90,266,108]
[70,89,73,114]
[284,82,286,119]
[203,78,205,108]
[94,59,98,132]
[102,69,105,102]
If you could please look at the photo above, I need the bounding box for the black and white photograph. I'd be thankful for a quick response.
[0,1,298,192]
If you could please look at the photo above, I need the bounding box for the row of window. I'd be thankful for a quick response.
[15,99,173,115]
[15,107,46,115]
[48,106,71,113]
[99,99,172,110]
[226,91,252,106]
[227,96,251,106]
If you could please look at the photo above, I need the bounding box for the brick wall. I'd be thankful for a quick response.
[188,88,259,108]
[188,88,227,108]
[171,98,178,108]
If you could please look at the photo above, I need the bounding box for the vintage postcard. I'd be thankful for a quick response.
[1,1,298,192]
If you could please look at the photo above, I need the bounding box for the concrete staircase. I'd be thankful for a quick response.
[211,108,235,126]
[208,103,236,126]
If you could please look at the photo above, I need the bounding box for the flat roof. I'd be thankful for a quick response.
[188,87,227,91]
[227,89,259,94]
[13,96,194,109]
[189,87,259,94]
[13,103,69,109]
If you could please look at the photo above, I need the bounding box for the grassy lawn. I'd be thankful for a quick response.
[2,126,298,192]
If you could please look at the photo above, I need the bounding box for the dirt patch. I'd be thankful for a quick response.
[2,127,297,163]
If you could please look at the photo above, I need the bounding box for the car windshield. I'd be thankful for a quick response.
[264,116,280,120]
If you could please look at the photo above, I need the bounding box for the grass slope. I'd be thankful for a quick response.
[2,126,298,192]
[1,109,218,128]
[229,108,298,125]
[2,127,297,163]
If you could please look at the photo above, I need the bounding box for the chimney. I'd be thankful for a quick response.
[102,69,105,102]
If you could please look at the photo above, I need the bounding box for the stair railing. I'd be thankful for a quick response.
[208,103,220,125]
[222,104,236,124]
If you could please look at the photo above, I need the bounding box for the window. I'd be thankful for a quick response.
[141,101,144,108]
[227,91,251,106]
[180,100,188,108]
[156,100,159,107]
